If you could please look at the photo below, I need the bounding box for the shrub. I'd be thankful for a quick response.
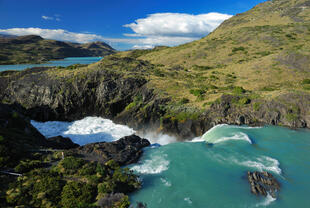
[60,156,85,174]
[79,163,97,176]
[233,86,246,94]
[179,98,190,104]
[189,89,205,96]
[253,103,261,111]
[256,51,271,57]
[232,47,246,52]
[238,97,251,105]
[14,159,43,173]
[193,65,213,71]
[286,113,298,122]
[302,79,310,84]
[61,182,95,208]
[260,86,276,91]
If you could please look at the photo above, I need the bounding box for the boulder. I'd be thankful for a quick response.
[76,134,150,166]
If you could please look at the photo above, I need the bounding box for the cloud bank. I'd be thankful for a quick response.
[0,12,232,49]
[123,12,232,48]
[124,12,232,37]
[0,28,102,43]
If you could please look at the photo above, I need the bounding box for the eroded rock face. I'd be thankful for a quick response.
[1,61,309,141]
[76,135,150,166]
[247,171,280,198]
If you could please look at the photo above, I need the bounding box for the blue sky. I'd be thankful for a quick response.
[0,0,264,50]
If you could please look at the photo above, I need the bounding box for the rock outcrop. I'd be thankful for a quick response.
[47,136,79,149]
[247,171,280,198]
[76,135,150,166]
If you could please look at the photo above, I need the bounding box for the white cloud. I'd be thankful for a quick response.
[0,12,232,50]
[0,28,102,43]
[42,14,61,21]
[42,15,54,20]
[132,45,154,49]
[124,12,232,38]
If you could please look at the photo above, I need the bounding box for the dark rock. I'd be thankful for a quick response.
[97,193,127,208]
[47,136,79,149]
[247,171,280,198]
[76,135,150,166]
[0,103,50,168]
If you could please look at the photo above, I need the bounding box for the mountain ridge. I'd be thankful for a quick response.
[0,34,116,64]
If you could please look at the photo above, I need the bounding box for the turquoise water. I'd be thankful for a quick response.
[0,57,102,72]
[129,125,310,208]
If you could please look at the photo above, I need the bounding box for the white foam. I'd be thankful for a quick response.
[234,156,281,175]
[241,156,281,175]
[255,194,276,207]
[201,124,229,137]
[213,132,252,144]
[130,154,169,174]
[139,132,177,145]
[184,197,193,205]
[189,136,204,142]
[32,117,178,146]
[31,117,135,145]
[160,177,172,187]
[201,124,253,144]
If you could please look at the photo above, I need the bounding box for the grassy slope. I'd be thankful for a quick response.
[114,0,310,109]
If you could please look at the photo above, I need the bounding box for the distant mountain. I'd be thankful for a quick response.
[0,35,116,64]
[0,34,17,38]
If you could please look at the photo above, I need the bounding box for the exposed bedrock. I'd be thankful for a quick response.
[75,134,151,166]
[1,64,309,140]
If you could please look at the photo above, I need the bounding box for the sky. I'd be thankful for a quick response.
[0,0,265,50]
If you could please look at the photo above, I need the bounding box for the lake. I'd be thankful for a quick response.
[0,57,102,72]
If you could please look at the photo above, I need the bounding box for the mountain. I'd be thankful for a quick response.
[1,0,310,139]
[0,35,116,64]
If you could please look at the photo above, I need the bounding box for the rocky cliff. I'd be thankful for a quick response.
[1,56,309,140]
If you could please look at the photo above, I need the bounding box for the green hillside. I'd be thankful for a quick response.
[115,0,310,107]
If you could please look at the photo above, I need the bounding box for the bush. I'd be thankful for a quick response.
[232,47,246,52]
[193,65,213,71]
[238,97,251,105]
[79,163,97,176]
[260,86,276,91]
[14,159,43,173]
[6,169,65,207]
[233,86,246,94]
[61,182,96,208]
[253,103,261,111]
[60,156,85,174]
[179,98,190,104]
[302,79,310,84]
[189,89,205,96]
